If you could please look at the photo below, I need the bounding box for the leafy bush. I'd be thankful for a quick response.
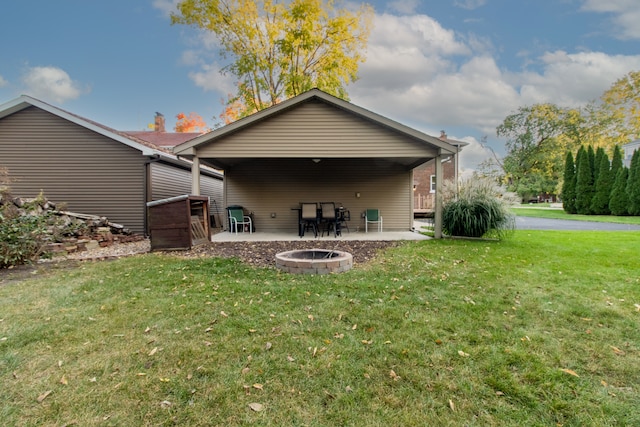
[0,211,53,269]
[0,189,56,268]
[441,175,516,239]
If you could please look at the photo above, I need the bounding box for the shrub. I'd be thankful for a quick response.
[441,175,516,239]
[0,189,56,269]
[609,167,630,216]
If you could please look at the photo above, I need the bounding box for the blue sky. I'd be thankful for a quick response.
[2,0,640,173]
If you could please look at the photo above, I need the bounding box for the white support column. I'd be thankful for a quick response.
[434,151,443,239]
[191,155,201,196]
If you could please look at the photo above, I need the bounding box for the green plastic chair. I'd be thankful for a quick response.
[365,209,382,233]
[227,206,252,234]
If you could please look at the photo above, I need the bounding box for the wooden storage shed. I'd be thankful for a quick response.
[147,195,210,251]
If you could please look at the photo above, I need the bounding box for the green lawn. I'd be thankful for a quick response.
[511,206,640,225]
[1,231,639,426]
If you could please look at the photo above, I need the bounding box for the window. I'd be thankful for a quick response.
[430,175,436,193]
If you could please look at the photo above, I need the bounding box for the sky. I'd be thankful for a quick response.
[2,0,640,175]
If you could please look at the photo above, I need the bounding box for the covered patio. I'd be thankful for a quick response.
[173,89,461,239]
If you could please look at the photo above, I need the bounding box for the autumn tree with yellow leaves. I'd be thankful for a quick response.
[171,0,373,122]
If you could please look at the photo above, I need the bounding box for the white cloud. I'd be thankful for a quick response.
[581,0,640,40]
[21,66,86,103]
[0,75,7,87]
[188,63,235,94]
[513,51,640,106]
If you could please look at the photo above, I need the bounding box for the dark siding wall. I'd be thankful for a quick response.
[150,161,223,204]
[0,107,147,233]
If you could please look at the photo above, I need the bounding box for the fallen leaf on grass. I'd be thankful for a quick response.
[610,346,625,356]
[60,376,68,385]
[248,402,264,412]
[449,399,455,411]
[560,368,579,377]
[37,390,52,403]
[148,347,158,356]
[389,370,401,381]
[252,383,264,390]
[458,350,470,357]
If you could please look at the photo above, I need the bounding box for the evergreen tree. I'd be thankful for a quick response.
[562,151,577,213]
[587,145,596,181]
[575,145,594,214]
[609,167,630,216]
[591,151,611,214]
[610,145,623,180]
[627,149,640,215]
[593,147,604,185]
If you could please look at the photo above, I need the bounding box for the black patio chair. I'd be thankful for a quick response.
[320,202,338,237]
[300,202,319,237]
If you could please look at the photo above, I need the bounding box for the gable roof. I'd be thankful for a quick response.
[173,88,461,157]
[0,95,168,156]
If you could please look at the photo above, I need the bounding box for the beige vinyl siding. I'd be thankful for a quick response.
[150,162,223,204]
[0,107,147,233]
[223,159,413,232]
[197,100,438,159]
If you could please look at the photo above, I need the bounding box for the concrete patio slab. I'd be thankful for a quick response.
[211,221,432,242]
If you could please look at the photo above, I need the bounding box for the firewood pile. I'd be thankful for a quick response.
[2,195,144,255]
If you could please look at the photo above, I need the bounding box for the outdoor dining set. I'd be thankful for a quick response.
[295,203,382,237]
[296,202,350,238]
[226,203,382,237]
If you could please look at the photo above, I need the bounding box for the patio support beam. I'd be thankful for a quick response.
[434,151,443,239]
[191,155,201,196]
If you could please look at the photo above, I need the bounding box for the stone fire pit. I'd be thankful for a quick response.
[275,249,353,274]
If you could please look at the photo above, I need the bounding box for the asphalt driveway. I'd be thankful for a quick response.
[515,216,640,231]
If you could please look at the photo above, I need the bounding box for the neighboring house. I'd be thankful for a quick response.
[0,95,223,235]
[173,89,463,237]
[412,131,466,216]
[622,139,640,167]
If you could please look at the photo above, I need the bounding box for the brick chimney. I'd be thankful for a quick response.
[439,130,447,140]
[154,112,165,132]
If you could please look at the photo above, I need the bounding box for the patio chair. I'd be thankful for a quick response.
[300,202,319,237]
[365,209,383,233]
[227,206,253,234]
[320,202,338,237]
[337,207,350,234]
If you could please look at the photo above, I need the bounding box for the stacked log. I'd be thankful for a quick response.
[1,195,143,254]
